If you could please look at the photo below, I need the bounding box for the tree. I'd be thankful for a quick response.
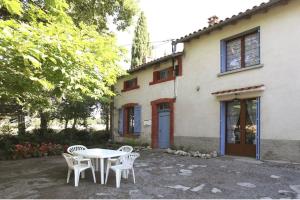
[131,11,151,68]
[66,0,139,33]
[0,0,126,133]
[58,96,99,129]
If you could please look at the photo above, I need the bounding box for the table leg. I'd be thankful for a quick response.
[96,158,99,171]
[100,158,104,184]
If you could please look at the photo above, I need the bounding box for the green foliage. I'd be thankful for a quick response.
[66,0,139,32]
[57,96,100,128]
[131,11,151,68]
[0,124,14,134]
[0,128,109,159]
[0,0,23,16]
[0,0,126,115]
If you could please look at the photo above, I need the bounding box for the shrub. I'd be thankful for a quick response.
[0,128,109,160]
[10,143,68,159]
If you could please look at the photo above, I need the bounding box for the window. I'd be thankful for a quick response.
[149,56,182,85]
[122,78,139,92]
[158,103,170,111]
[150,67,174,85]
[118,104,141,136]
[126,106,135,134]
[158,68,173,81]
[224,30,260,72]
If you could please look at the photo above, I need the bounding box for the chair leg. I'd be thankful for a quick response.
[115,170,121,188]
[74,169,80,187]
[105,161,111,184]
[81,171,85,179]
[67,169,71,183]
[91,167,96,183]
[132,168,136,184]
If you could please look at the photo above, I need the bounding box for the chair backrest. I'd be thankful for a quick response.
[62,153,75,169]
[67,145,87,154]
[121,152,140,168]
[117,145,133,153]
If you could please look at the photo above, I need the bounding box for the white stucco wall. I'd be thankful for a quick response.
[113,0,300,145]
[113,60,177,144]
[176,0,300,141]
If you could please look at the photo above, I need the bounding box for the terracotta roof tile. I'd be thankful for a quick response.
[212,84,265,95]
[127,52,183,73]
[175,0,287,43]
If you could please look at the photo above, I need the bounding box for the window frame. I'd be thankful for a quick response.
[122,78,140,92]
[125,106,135,134]
[149,56,182,85]
[221,27,260,73]
[122,103,138,137]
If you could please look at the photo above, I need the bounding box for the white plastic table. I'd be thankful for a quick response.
[74,148,128,184]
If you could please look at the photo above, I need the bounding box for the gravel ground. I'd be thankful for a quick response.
[0,150,299,199]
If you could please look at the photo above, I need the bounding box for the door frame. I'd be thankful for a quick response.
[220,97,261,159]
[151,98,175,148]
[225,99,256,157]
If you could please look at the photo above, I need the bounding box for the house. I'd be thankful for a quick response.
[113,0,300,162]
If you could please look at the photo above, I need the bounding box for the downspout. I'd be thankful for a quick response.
[172,40,177,99]
[110,85,115,142]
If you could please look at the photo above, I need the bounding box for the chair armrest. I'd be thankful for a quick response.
[74,157,91,164]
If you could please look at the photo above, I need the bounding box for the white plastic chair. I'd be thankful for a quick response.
[67,145,87,155]
[62,153,96,187]
[67,145,92,175]
[105,152,140,188]
[105,146,133,183]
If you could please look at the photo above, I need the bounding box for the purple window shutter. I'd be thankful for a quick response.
[134,105,141,135]
[220,101,226,156]
[220,40,226,73]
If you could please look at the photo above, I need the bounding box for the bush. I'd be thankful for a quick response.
[0,128,109,160]
[11,143,68,159]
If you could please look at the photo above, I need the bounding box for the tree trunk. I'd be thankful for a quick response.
[64,119,69,129]
[72,118,77,129]
[105,105,109,132]
[17,112,26,135]
[40,111,48,132]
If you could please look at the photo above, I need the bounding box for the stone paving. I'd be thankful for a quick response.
[0,150,300,199]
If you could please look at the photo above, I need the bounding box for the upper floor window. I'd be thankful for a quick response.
[122,78,139,92]
[157,68,173,81]
[222,29,260,72]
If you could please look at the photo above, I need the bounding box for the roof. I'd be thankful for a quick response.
[211,84,265,96]
[175,0,287,43]
[128,52,183,73]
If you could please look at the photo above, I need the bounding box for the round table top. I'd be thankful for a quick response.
[73,148,128,159]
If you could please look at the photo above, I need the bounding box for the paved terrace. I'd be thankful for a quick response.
[0,150,299,199]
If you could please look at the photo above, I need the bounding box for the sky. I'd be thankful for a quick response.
[116,0,268,69]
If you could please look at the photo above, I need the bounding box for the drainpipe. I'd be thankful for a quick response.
[110,85,115,142]
[172,40,177,99]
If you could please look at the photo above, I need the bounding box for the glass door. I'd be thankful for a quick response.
[226,99,256,157]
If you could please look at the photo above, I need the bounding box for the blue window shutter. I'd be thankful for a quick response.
[258,29,261,65]
[220,40,226,73]
[134,105,141,135]
[256,97,261,160]
[118,108,124,135]
[220,101,226,156]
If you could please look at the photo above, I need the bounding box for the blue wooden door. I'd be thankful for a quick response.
[158,111,170,149]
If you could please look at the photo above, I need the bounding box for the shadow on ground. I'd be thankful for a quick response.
[0,150,299,199]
